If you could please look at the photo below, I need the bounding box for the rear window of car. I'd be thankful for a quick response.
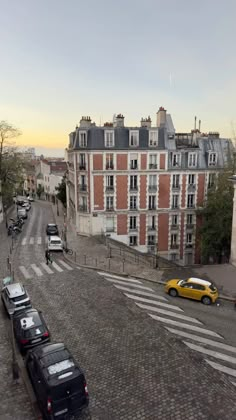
[48,359,75,375]
[209,284,217,291]
[20,313,45,337]
[51,240,62,245]
[12,293,27,302]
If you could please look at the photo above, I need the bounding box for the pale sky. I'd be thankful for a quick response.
[0,0,236,156]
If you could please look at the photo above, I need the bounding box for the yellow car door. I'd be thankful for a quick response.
[178,282,195,299]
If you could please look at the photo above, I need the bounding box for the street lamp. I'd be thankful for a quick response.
[56,199,59,216]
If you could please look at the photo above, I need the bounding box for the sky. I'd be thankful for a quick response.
[0,0,236,156]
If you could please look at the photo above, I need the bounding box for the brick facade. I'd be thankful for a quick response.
[117,154,127,170]
[139,175,147,209]
[116,176,128,209]
[158,213,169,251]
[93,176,104,210]
[117,214,127,235]
[158,175,170,208]
[93,154,103,170]
[139,214,146,245]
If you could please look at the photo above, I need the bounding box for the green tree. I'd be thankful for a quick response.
[197,167,234,264]
[55,176,67,208]
[37,184,44,199]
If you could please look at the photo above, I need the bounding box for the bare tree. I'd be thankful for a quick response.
[0,121,21,178]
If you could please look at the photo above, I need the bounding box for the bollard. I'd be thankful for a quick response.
[108,258,111,270]
[95,258,97,267]
[84,254,87,265]
[122,258,125,273]
[74,251,76,262]
[7,256,10,268]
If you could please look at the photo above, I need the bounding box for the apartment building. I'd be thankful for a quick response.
[66,108,233,265]
[36,159,67,200]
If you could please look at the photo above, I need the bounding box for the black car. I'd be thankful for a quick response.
[46,223,59,236]
[13,308,50,353]
[26,343,89,419]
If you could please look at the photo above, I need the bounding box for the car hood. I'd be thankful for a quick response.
[166,279,180,287]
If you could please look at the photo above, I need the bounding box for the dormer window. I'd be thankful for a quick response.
[149,131,158,147]
[208,152,217,166]
[188,153,197,168]
[105,130,114,147]
[129,130,139,147]
[79,131,87,147]
[172,153,181,167]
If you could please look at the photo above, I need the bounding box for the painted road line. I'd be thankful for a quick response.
[149,315,223,338]
[231,382,236,387]
[76,266,81,270]
[105,278,153,291]
[52,261,63,272]
[37,237,42,245]
[114,285,168,301]
[58,260,73,270]
[205,360,236,378]
[125,294,184,312]
[136,304,201,324]
[29,237,34,245]
[166,328,236,353]
[41,262,54,274]
[184,342,236,364]
[21,238,27,245]
[19,266,31,280]
[31,264,43,277]
[98,272,141,283]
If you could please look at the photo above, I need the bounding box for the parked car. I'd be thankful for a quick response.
[46,223,59,236]
[1,283,31,316]
[13,308,50,353]
[26,343,89,419]
[22,202,31,211]
[28,196,34,202]
[17,208,28,219]
[47,235,63,252]
[164,277,219,305]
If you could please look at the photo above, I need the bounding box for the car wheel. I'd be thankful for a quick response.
[202,296,212,305]
[169,288,178,297]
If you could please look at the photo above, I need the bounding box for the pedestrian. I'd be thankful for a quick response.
[45,249,52,265]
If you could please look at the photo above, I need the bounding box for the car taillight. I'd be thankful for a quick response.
[84,383,88,396]
[47,397,52,413]
[43,331,49,337]
[20,339,29,344]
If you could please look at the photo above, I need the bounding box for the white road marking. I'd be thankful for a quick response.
[206,360,236,378]
[29,237,34,245]
[58,260,73,270]
[76,266,81,270]
[52,261,63,272]
[184,341,236,364]
[166,328,236,353]
[41,262,54,274]
[136,304,201,324]
[21,238,27,245]
[31,264,43,276]
[124,294,183,312]
[231,381,236,387]
[114,285,168,301]
[105,278,153,291]
[19,266,31,279]
[37,237,42,245]
[149,315,223,338]
[98,272,141,283]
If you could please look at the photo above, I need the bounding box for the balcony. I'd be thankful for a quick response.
[106,163,114,170]
[149,164,157,170]
[129,206,138,211]
[106,227,115,232]
[148,225,156,231]
[170,244,179,249]
[172,184,180,191]
[148,206,156,211]
[79,164,86,170]
[79,184,87,192]
[170,224,179,230]
[78,205,87,212]
[185,244,193,249]
[129,227,138,232]
[187,204,195,209]
[106,186,114,193]
[171,205,179,209]
[106,206,114,212]
[188,184,196,191]
[130,186,138,192]
[148,185,157,192]
[130,164,138,170]
[186,223,194,229]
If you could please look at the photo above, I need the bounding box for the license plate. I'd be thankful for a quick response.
[54,408,68,416]
[31,338,42,344]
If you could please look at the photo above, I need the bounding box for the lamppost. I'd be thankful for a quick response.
[4,205,8,228]
[56,199,59,216]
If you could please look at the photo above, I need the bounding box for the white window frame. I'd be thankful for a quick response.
[188,174,195,185]
[171,234,178,246]
[172,195,179,209]
[172,214,178,225]
[188,153,197,168]
[129,216,137,230]
[105,130,114,148]
[129,130,139,147]
[208,152,217,166]
[172,153,181,167]
[106,196,114,210]
[187,194,195,208]
[186,233,193,244]
[129,235,137,246]
[172,174,180,188]
[149,130,158,147]
[79,131,87,147]
[187,214,193,225]
[130,195,137,210]
[149,154,158,169]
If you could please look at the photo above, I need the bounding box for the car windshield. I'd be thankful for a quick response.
[51,240,61,245]
[177,280,185,286]
[12,294,27,302]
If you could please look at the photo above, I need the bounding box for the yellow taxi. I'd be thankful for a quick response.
[164,277,219,305]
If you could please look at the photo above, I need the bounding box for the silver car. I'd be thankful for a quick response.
[1,283,31,316]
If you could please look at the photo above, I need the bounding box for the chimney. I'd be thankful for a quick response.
[140,116,152,128]
[80,116,92,128]
[194,116,197,130]
[156,107,166,127]
[199,120,201,132]
[114,114,125,128]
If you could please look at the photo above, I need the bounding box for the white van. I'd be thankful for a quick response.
[48,235,63,252]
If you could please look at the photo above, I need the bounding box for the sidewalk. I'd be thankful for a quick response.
[51,202,236,300]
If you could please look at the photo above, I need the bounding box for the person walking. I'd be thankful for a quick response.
[45,249,52,265]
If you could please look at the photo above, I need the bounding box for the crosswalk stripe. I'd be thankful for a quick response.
[184,341,236,364]
[31,264,43,276]
[114,285,168,301]
[231,381,236,387]
[149,315,223,338]
[98,272,141,284]
[124,294,183,312]
[29,237,34,245]
[41,262,54,274]
[205,360,236,378]
[58,260,73,270]
[105,278,153,291]
[136,304,201,324]
[52,261,63,272]
[166,328,236,353]
[37,237,42,245]
[19,266,31,279]
[21,237,27,245]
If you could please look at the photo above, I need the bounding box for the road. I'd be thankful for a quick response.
[0,200,236,419]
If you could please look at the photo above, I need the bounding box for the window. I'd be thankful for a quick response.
[130,175,138,191]
[129,216,137,230]
[79,132,87,147]
[172,174,180,188]
[148,215,156,230]
[187,214,193,225]
[187,194,195,208]
[129,131,139,147]
[171,234,178,247]
[186,233,193,245]
[172,214,178,226]
[149,175,157,191]
[208,173,216,188]
[172,195,179,209]
[149,154,157,169]
[106,196,114,210]
[188,153,197,168]
[79,196,87,211]
[188,174,195,185]
[148,195,156,210]
[106,175,114,191]
[105,130,114,148]
[130,153,138,169]
[148,235,155,245]
[172,153,181,167]
[106,154,114,169]
[80,175,86,191]
[208,152,217,166]
[130,196,137,210]
[79,154,86,169]
[149,131,158,147]
[106,216,114,232]
[129,235,137,246]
